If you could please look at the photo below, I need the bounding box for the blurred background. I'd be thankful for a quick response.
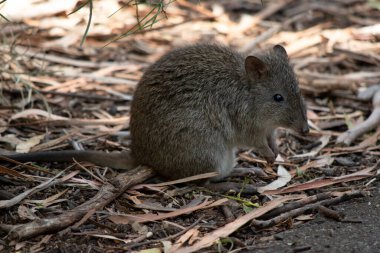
[0,0,379,139]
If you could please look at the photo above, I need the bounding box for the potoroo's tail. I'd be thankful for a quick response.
[1,150,136,170]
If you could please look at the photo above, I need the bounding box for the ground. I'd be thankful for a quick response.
[253,181,380,253]
[0,0,379,252]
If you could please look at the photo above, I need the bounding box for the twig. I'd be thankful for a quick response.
[135,16,215,35]
[0,169,68,209]
[264,165,376,195]
[0,45,138,69]
[59,72,137,87]
[221,205,235,223]
[317,205,343,221]
[242,13,305,54]
[251,191,365,229]
[124,215,205,250]
[230,0,293,41]
[337,88,380,145]
[9,109,129,126]
[26,89,128,102]
[175,195,303,253]
[1,166,155,240]
[0,156,56,175]
[260,192,332,220]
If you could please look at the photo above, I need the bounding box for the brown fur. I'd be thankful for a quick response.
[3,44,308,181]
[130,44,308,180]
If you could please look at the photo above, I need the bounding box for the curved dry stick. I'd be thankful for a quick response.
[260,192,332,220]
[337,88,380,146]
[0,169,67,209]
[0,166,155,241]
[251,191,365,229]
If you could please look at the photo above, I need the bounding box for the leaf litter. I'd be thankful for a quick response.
[0,0,379,252]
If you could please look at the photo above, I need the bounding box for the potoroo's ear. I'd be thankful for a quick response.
[244,55,268,80]
[273,44,288,59]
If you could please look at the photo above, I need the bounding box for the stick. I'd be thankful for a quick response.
[242,13,305,54]
[260,192,332,220]
[337,88,380,145]
[124,215,205,250]
[0,170,68,209]
[0,45,137,69]
[1,166,155,240]
[243,0,292,30]
[229,0,292,41]
[175,195,303,253]
[251,191,365,229]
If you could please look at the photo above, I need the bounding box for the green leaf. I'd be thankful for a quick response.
[217,238,234,252]
[296,166,303,177]
[243,204,253,214]
[80,0,93,47]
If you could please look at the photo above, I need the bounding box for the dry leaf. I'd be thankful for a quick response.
[292,135,330,158]
[258,166,291,193]
[0,169,69,209]
[16,134,45,153]
[295,214,314,221]
[133,200,177,212]
[290,156,335,176]
[128,195,143,205]
[11,109,67,121]
[168,227,200,253]
[264,165,377,195]
[31,131,78,152]
[175,195,304,253]
[1,0,78,21]
[11,109,129,126]
[0,118,8,133]
[18,205,38,221]
[132,172,219,190]
[138,248,162,253]
[162,241,172,253]
[0,134,22,147]
[108,198,228,224]
[0,165,30,179]
[26,189,69,208]
[131,222,149,235]
[90,234,131,244]
[15,242,27,251]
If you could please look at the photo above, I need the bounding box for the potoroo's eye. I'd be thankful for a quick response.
[273,94,284,102]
